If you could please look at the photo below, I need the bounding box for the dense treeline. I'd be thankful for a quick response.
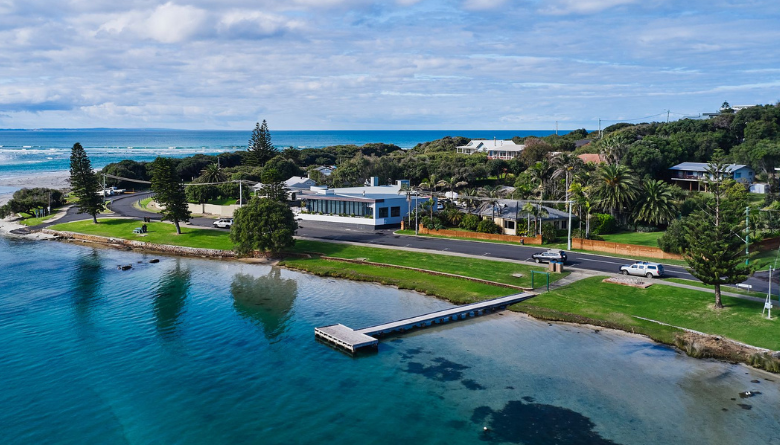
[92,104,780,244]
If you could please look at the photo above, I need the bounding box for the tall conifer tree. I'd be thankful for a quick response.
[683,151,752,309]
[247,120,275,167]
[150,157,191,234]
[69,142,105,223]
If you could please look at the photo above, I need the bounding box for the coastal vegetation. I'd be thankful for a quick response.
[0,187,65,220]
[231,198,297,256]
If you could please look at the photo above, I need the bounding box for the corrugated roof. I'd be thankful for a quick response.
[669,162,747,173]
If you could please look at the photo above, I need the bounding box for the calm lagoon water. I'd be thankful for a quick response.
[1,236,779,445]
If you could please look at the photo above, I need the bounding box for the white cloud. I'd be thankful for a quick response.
[540,0,641,15]
[461,0,508,11]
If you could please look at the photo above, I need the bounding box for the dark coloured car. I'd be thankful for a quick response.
[531,249,567,264]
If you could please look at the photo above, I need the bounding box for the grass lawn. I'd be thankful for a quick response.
[17,213,56,226]
[133,197,161,213]
[286,239,564,290]
[599,230,664,247]
[208,197,238,206]
[50,218,233,250]
[281,257,515,304]
[515,276,780,350]
[664,277,771,300]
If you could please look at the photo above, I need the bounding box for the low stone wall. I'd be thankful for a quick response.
[42,229,236,258]
[416,227,543,245]
[320,256,530,290]
[187,203,240,218]
[571,238,683,260]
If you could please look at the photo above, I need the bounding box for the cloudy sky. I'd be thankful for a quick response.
[1,0,779,130]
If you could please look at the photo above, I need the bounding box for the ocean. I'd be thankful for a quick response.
[0,236,778,444]
[0,129,561,178]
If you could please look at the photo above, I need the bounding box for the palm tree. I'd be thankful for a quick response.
[528,159,554,200]
[551,153,583,201]
[200,163,226,183]
[634,180,679,226]
[592,163,639,223]
[599,132,632,165]
[568,181,593,237]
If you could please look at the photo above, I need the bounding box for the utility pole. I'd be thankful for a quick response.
[555,121,558,135]
[567,201,573,251]
[745,206,750,265]
[239,181,243,207]
[598,118,601,138]
[667,110,670,123]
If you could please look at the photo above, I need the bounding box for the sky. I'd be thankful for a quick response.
[1,0,779,131]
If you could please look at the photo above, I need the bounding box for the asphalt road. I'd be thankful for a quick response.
[47,192,773,294]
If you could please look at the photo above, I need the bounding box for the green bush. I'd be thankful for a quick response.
[591,213,617,235]
[459,213,481,231]
[476,219,502,234]
[657,218,688,254]
[541,223,557,243]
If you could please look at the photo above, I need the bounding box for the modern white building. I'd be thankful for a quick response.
[456,139,525,160]
[297,178,432,229]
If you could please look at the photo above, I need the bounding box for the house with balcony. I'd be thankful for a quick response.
[669,162,754,191]
[297,178,432,230]
[456,139,525,160]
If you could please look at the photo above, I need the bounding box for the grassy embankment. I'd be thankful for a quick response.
[133,197,161,213]
[18,213,56,226]
[515,276,780,351]
[282,240,565,304]
[50,218,233,250]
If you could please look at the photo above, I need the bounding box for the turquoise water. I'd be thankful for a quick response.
[1,236,779,444]
[0,129,561,177]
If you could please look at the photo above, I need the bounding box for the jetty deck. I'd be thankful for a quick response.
[315,292,535,353]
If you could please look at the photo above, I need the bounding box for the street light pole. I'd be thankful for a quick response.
[567,201,573,251]
[746,206,750,265]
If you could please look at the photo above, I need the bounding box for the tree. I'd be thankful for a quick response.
[199,163,226,183]
[592,163,639,223]
[599,132,632,165]
[150,157,191,234]
[257,168,289,202]
[633,180,679,226]
[230,198,298,256]
[69,142,105,223]
[683,154,752,309]
[246,120,276,167]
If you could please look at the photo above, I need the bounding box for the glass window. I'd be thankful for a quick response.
[503,220,515,229]
[391,206,401,217]
[378,207,389,218]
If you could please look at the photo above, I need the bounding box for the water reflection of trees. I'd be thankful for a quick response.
[71,249,103,325]
[153,259,191,337]
[231,269,298,341]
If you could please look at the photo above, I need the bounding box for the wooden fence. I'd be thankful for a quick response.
[570,238,683,260]
[415,226,543,245]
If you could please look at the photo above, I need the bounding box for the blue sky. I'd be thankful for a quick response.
[1,0,778,130]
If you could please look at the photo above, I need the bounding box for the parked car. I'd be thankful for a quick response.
[619,261,665,278]
[531,249,568,264]
[213,218,233,229]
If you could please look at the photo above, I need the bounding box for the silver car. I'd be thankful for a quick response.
[619,261,664,278]
[213,218,233,229]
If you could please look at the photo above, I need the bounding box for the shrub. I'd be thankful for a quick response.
[476,219,502,234]
[657,218,688,253]
[459,213,481,231]
[541,223,557,244]
[591,213,617,235]
[421,216,444,230]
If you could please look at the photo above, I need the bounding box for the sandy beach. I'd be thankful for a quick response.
[0,171,71,206]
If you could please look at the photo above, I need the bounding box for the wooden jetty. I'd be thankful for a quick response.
[314,292,535,353]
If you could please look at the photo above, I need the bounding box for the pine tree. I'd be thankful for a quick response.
[150,157,191,234]
[246,120,276,167]
[683,151,752,309]
[69,142,105,223]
